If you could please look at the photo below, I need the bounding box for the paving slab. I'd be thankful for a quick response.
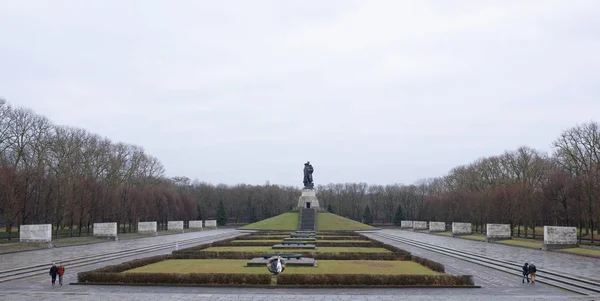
[378,229,600,282]
[0,291,597,301]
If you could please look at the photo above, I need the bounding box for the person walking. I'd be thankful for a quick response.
[522,262,530,283]
[529,262,537,283]
[57,263,65,286]
[49,263,58,286]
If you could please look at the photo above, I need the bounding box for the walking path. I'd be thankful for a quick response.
[0,228,597,300]
[0,229,236,271]
[377,229,600,282]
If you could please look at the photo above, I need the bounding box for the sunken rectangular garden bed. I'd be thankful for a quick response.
[75,230,474,287]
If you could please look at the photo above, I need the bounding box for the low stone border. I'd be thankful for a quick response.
[70,282,480,289]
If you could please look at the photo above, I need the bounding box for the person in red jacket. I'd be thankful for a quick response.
[57,263,65,286]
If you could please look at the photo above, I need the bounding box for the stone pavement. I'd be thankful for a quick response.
[0,228,238,271]
[376,229,600,282]
[0,291,598,301]
[0,228,596,300]
[363,233,574,296]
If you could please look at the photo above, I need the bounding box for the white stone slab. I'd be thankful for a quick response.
[167,221,184,231]
[543,226,578,250]
[486,223,511,242]
[205,220,217,228]
[429,222,446,232]
[138,221,157,233]
[20,224,52,242]
[452,222,472,236]
[413,221,427,230]
[400,220,413,229]
[93,222,117,237]
[189,220,203,229]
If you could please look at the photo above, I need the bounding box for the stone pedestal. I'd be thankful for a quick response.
[297,189,320,209]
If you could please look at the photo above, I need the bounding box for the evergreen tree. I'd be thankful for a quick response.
[216,200,228,226]
[393,204,405,226]
[363,205,373,225]
[327,204,334,213]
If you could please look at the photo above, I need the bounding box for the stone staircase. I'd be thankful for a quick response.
[299,208,316,231]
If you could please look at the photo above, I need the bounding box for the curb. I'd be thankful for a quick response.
[70,282,481,289]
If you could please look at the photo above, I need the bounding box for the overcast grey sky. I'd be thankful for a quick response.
[1,0,600,187]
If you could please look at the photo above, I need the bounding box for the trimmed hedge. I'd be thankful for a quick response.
[249,232,291,236]
[276,274,474,286]
[172,251,412,261]
[77,253,271,285]
[314,236,365,240]
[357,234,446,273]
[83,254,172,274]
[317,232,361,236]
[79,271,271,285]
[411,255,445,273]
[221,241,379,248]
[236,236,288,240]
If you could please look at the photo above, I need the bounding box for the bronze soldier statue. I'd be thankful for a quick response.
[303,161,314,189]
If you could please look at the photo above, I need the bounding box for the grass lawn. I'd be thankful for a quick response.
[434,232,453,236]
[0,243,47,253]
[496,239,542,249]
[201,246,391,253]
[558,247,600,257]
[239,212,298,231]
[460,235,486,241]
[317,212,376,231]
[123,259,439,275]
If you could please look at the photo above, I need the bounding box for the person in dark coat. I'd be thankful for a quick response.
[529,262,537,283]
[522,262,530,283]
[49,263,58,286]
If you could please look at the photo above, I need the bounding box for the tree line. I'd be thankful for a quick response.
[0,99,299,240]
[2,99,598,243]
[316,122,600,242]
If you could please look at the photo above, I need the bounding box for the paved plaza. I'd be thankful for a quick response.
[0,229,598,300]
